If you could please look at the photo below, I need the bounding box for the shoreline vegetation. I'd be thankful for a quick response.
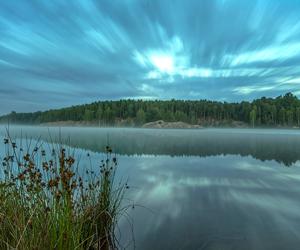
[0,130,132,250]
[37,120,300,129]
[1,93,300,129]
[38,120,248,129]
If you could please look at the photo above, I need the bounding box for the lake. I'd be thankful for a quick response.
[1,126,300,250]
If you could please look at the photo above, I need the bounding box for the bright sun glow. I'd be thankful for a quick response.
[149,54,174,73]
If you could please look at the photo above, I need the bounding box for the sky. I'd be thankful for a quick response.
[1,0,300,114]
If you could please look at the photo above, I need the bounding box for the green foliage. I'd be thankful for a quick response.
[249,106,257,128]
[1,92,300,127]
[136,108,146,125]
[0,134,130,250]
[83,109,94,121]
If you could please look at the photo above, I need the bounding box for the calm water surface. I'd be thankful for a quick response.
[1,126,300,250]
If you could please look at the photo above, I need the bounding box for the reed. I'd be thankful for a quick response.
[0,131,130,250]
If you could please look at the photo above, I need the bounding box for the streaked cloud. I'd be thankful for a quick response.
[226,42,300,66]
[0,0,300,114]
[233,85,275,95]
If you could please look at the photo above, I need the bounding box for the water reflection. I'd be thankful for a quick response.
[118,155,300,250]
[2,126,300,166]
[1,126,300,249]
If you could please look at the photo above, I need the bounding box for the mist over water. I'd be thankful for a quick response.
[2,126,300,166]
[1,125,300,249]
[2,0,300,248]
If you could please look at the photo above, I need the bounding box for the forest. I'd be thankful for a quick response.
[1,93,300,127]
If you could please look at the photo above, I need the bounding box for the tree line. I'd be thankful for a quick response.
[1,93,300,127]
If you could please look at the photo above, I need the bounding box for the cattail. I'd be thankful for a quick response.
[42,162,49,171]
[24,154,30,161]
[17,173,25,181]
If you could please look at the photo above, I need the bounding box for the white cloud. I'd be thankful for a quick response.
[149,53,174,73]
[133,36,190,78]
[135,34,300,84]
[167,36,184,53]
[133,36,214,81]
[146,70,162,79]
[232,80,300,95]
[282,77,300,84]
[233,85,275,95]
[133,50,148,67]
[225,42,300,66]
[180,68,212,78]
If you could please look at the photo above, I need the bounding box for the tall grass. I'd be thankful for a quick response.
[0,131,130,250]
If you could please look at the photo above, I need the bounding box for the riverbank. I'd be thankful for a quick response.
[2,120,299,129]
[39,119,248,129]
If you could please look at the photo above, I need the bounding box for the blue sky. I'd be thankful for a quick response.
[1,0,300,114]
